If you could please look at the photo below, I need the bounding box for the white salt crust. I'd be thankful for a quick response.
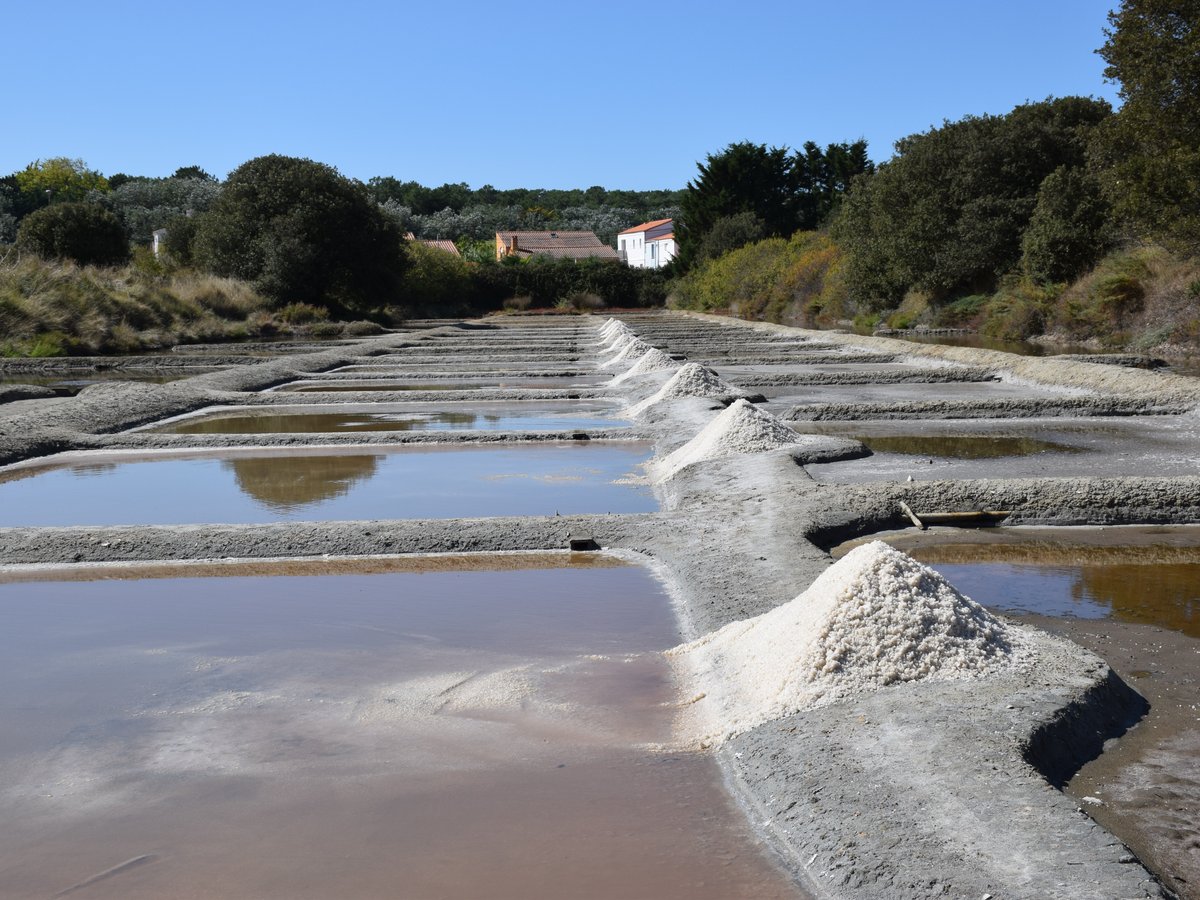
[651,398,800,481]
[668,541,1024,745]
[611,347,676,385]
[628,363,737,418]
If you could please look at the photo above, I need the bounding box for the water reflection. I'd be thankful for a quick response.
[222,454,380,511]
[0,444,656,525]
[163,407,615,434]
[856,434,1077,459]
[908,544,1200,638]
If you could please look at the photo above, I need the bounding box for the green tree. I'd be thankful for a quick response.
[678,140,871,268]
[172,165,217,182]
[14,158,110,204]
[16,202,130,266]
[837,97,1111,304]
[1021,167,1112,282]
[678,142,796,267]
[193,155,407,315]
[695,212,766,263]
[1092,0,1200,248]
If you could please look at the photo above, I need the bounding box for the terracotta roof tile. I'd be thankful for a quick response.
[618,218,673,235]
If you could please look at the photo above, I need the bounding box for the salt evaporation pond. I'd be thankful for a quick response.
[836,527,1200,638]
[0,443,655,526]
[280,374,610,392]
[153,400,626,434]
[0,556,799,900]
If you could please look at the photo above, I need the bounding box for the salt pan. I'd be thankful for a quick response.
[669,541,1022,743]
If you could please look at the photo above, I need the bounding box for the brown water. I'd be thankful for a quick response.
[852,434,1076,459]
[0,443,656,525]
[835,527,1200,637]
[156,401,625,434]
[0,558,800,899]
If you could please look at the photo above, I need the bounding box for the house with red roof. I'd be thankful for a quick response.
[617,218,675,269]
[494,231,619,261]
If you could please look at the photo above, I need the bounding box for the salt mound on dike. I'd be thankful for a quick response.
[628,363,737,417]
[651,398,798,480]
[611,347,676,385]
[598,321,633,348]
[601,337,651,369]
[598,318,626,339]
[600,332,639,357]
[670,541,1023,744]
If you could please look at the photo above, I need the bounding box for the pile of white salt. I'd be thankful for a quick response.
[652,398,800,480]
[612,347,676,384]
[601,336,650,368]
[628,363,738,418]
[669,541,1022,743]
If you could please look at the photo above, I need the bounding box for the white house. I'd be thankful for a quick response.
[618,219,676,269]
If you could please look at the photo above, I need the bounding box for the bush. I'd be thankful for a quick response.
[671,231,849,325]
[16,202,130,266]
[193,155,407,315]
[1051,249,1152,342]
[1021,167,1111,283]
[277,302,329,324]
[502,295,532,311]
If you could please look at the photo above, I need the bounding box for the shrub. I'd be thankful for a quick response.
[1021,167,1111,283]
[502,295,532,311]
[16,202,130,266]
[193,154,407,315]
[1051,249,1153,341]
[278,302,329,324]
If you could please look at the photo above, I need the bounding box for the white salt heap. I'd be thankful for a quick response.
[669,541,1023,744]
[651,398,799,480]
[628,363,738,418]
[597,321,633,348]
[611,347,676,384]
[601,337,651,368]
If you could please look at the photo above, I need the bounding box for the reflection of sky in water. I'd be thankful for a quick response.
[165,408,623,434]
[0,445,655,526]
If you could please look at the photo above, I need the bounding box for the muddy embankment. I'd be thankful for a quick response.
[2,312,1199,898]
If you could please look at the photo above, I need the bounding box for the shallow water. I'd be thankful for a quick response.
[0,559,799,900]
[281,375,609,392]
[0,443,656,525]
[850,434,1075,459]
[841,528,1200,638]
[156,400,625,434]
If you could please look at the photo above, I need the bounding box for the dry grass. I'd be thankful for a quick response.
[0,251,381,356]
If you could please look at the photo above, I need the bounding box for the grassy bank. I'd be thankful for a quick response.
[0,252,385,357]
[670,235,1200,356]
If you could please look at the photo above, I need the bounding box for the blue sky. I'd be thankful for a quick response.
[6,0,1120,190]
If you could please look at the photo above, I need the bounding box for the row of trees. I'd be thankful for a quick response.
[5,154,669,318]
[677,0,1198,321]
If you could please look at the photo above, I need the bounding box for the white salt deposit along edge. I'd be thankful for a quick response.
[668,541,1027,745]
[611,347,676,385]
[601,337,651,369]
[650,398,800,481]
[628,363,739,418]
